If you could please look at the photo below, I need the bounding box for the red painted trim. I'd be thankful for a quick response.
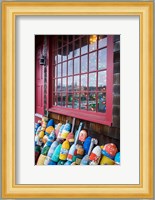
[106,35,113,125]
[48,35,114,126]
[46,36,50,110]
[49,107,111,126]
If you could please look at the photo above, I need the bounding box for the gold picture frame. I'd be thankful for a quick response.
[2,2,153,198]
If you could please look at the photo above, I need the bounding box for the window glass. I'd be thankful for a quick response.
[89,73,96,91]
[81,36,88,55]
[68,77,72,91]
[62,62,67,76]
[89,35,97,51]
[58,64,61,77]
[98,71,106,91]
[88,93,96,111]
[98,36,107,48]
[98,92,106,113]
[98,48,107,69]
[57,93,62,106]
[53,93,57,106]
[68,43,73,59]
[74,39,80,57]
[63,46,67,61]
[81,74,87,91]
[62,78,66,91]
[58,49,62,63]
[68,60,73,76]
[67,93,73,108]
[80,93,87,110]
[74,58,80,74]
[81,55,88,73]
[74,93,80,109]
[74,75,79,91]
[62,93,67,107]
[89,52,97,72]
[57,78,61,91]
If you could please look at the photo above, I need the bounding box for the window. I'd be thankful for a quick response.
[49,35,113,125]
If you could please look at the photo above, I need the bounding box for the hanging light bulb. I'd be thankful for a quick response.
[90,35,97,44]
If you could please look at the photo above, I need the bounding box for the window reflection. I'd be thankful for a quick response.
[58,64,61,77]
[67,93,73,108]
[68,43,73,59]
[57,79,61,91]
[80,93,87,110]
[74,40,80,57]
[74,76,79,91]
[62,78,66,91]
[81,55,87,73]
[55,66,57,78]
[89,52,97,71]
[81,74,87,91]
[81,36,88,55]
[57,93,62,106]
[62,93,67,107]
[68,60,73,75]
[68,77,72,91]
[62,62,67,76]
[89,35,97,52]
[89,73,96,91]
[74,58,80,74]
[98,71,106,91]
[74,93,80,109]
[98,48,107,69]
[98,93,106,113]
[63,46,67,61]
[98,36,107,48]
[53,93,57,106]
[88,93,96,112]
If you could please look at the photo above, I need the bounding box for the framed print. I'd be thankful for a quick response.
[2,1,154,198]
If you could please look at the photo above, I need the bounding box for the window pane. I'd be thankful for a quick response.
[74,93,80,109]
[62,62,67,76]
[57,93,62,106]
[98,92,106,113]
[53,93,57,106]
[89,73,96,91]
[68,43,73,59]
[68,60,73,75]
[57,78,61,91]
[81,55,88,73]
[54,55,57,65]
[68,77,73,91]
[98,71,106,91]
[81,74,87,91]
[63,46,67,61]
[55,66,57,78]
[62,78,66,91]
[58,49,62,63]
[98,48,107,70]
[74,40,80,57]
[88,93,96,112]
[58,64,61,77]
[89,35,97,52]
[67,93,73,108]
[62,93,67,107]
[98,36,107,48]
[74,75,79,91]
[80,93,88,110]
[81,36,88,55]
[54,79,57,92]
[89,52,97,72]
[74,58,80,74]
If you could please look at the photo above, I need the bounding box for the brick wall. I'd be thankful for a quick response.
[40,35,120,150]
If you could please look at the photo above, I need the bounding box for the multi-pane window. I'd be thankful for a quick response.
[50,35,113,125]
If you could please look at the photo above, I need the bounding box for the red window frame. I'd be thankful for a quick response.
[47,35,113,126]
